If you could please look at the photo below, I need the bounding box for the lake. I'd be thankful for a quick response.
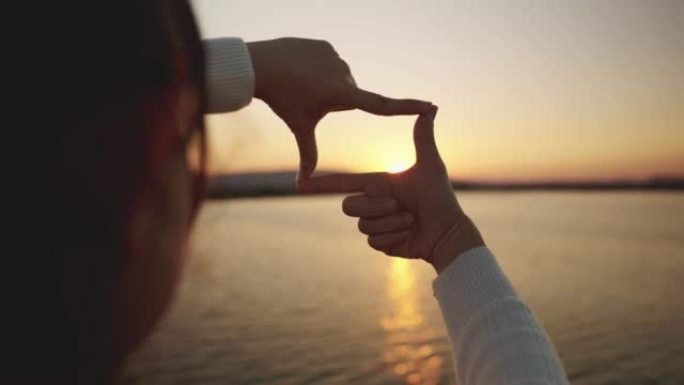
[124,192,684,385]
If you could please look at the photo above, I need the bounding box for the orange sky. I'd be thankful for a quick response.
[193,0,684,181]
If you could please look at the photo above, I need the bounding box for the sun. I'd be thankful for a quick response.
[388,161,410,174]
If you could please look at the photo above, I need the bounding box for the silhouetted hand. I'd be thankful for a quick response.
[247,38,433,178]
[298,108,485,273]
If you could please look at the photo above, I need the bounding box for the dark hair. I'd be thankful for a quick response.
[9,1,206,383]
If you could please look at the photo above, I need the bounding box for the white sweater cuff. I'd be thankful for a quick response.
[432,247,517,341]
[204,37,255,114]
[432,247,569,384]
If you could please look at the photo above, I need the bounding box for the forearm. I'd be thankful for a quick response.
[433,247,569,385]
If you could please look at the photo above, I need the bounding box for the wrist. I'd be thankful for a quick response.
[245,41,269,100]
[430,215,485,274]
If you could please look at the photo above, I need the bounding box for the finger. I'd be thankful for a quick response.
[358,212,414,235]
[337,87,433,116]
[342,194,399,218]
[297,172,388,194]
[413,106,442,166]
[293,126,317,180]
[368,230,411,251]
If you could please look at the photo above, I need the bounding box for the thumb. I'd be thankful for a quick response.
[413,106,441,166]
[291,121,318,180]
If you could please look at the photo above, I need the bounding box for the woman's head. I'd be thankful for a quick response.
[17,0,206,382]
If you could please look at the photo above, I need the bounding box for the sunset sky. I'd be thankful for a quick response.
[192,0,683,182]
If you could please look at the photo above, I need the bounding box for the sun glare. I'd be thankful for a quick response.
[388,161,410,174]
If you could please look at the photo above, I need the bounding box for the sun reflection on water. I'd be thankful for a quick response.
[381,258,443,385]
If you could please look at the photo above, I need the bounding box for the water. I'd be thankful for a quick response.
[124,192,684,385]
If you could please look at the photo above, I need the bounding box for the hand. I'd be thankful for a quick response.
[246,38,433,178]
[298,108,485,273]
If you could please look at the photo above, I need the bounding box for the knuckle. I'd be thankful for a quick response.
[339,59,351,73]
[318,39,334,50]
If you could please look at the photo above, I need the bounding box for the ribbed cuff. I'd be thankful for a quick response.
[204,37,255,113]
[432,247,517,342]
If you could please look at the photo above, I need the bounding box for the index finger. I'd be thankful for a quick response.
[337,88,433,116]
[297,172,387,194]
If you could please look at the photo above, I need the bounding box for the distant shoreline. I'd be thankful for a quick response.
[205,171,684,199]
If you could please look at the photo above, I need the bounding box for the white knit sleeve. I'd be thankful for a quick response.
[203,37,255,114]
[433,247,569,385]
